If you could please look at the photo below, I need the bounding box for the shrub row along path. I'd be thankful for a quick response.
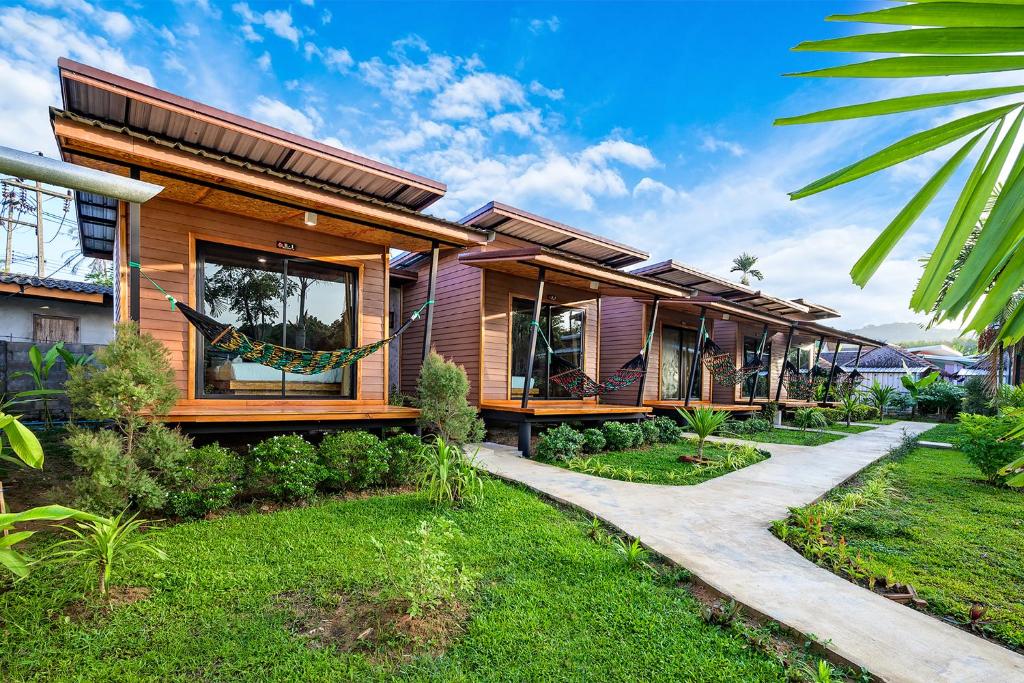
[472,422,1024,683]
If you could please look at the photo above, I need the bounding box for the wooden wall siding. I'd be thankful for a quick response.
[399,250,482,401]
[129,197,388,401]
[598,299,712,406]
[482,270,599,403]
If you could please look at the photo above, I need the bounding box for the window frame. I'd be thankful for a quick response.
[194,240,359,401]
[509,296,586,401]
[740,335,772,399]
[659,324,701,401]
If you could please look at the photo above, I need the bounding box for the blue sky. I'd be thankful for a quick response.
[1,0,981,329]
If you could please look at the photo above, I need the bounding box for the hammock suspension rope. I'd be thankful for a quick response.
[529,321,653,398]
[699,337,763,386]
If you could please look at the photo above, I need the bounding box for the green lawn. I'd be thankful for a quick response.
[782,422,875,434]
[728,429,845,446]
[543,439,768,485]
[918,422,959,443]
[793,447,1024,649]
[862,417,899,425]
[2,481,787,682]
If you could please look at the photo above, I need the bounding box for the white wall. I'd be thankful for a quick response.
[0,297,113,345]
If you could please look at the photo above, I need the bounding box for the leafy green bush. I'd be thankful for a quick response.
[165,443,244,518]
[247,435,324,501]
[384,433,423,486]
[819,408,842,425]
[851,404,879,421]
[417,438,483,507]
[917,381,965,420]
[622,423,644,448]
[536,424,585,461]
[581,428,606,454]
[759,401,779,425]
[318,430,389,491]
[416,351,485,445]
[953,414,1024,483]
[887,392,913,414]
[962,377,993,416]
[794,408,828,432]
[602,421,634,451]
[727,416,772,435]
[651,416,683,443]
[639,419,660,445]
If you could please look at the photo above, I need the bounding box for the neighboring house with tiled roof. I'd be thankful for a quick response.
[820,345,940,392]
[0,273,113,345]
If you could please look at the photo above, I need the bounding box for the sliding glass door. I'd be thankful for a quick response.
[510,298,585,400]
[660,326,701,401]
[742,336,772,399]
[197,241,357,399]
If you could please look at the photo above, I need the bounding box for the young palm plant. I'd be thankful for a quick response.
[49,510,167,596]
[794,408,829,433]
[837,390,863,427]
[730,252,764,286]
[865,380,896,418]
[676,407,730,459]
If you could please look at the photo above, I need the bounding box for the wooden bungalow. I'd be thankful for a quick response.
[392,202,683,455]
[50,59,490,432]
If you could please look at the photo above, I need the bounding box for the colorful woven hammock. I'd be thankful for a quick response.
[783,361,824,400]
[132,262,429,375]
[700,338,763,386]
[534,322,650,398]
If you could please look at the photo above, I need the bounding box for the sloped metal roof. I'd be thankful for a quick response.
[75,190,118,258]
[460,202,648,268]
[58,58,446,211]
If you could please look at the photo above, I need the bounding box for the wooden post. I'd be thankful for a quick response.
[823,338,842,403]
[775,325,795,403]
[421,240,439,364]
[635,297,660,407]
[521,267,546,410]
[128,168,141,324]
[684,307,707,407]
[748,323,769,406]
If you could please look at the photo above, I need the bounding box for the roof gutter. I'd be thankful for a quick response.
[0,144,162,203]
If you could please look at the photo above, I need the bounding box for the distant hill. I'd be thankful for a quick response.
[846,322,970,344]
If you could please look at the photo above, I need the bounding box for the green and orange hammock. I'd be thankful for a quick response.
[533,321,651,398]
[783,361,826,400]
[132,262,430,375]
[700,338,763,386]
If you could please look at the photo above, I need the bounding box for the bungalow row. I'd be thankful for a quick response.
[46,59,883,453]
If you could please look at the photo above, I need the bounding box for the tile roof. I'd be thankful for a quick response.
[0,273,112,296]
[820,345,939,371]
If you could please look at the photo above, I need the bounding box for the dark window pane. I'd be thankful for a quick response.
[742,336,772,398]
[510,298,584,399]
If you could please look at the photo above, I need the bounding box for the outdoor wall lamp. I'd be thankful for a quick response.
[304,211,318,226]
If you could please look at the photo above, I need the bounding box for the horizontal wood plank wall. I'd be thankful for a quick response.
[399,251,482,401]
[711,320,738,404]
[482,271,598,403]
[134,197,387,403]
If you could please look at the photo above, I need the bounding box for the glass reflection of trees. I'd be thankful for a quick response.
[511,298,584,400]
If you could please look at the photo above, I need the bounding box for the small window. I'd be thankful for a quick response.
[34,315,79,343]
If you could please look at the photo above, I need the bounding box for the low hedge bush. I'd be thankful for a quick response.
[639,419,660,446]
[536,424,586,461]
[319,430,390,491]
[953,414,1024,483]
[652,416,683,443]
[247,435,324,501]
[602,422,634,451]
[384,433,423,486]
[166,443,244,518]
[581,428,606,454]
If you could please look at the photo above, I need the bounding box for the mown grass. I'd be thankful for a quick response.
[0,481,787,682]
[544,439,768,485]
[805,447,1024,649]
[917,422,959,443]
[782,422,874,434]
[731,429,845,446]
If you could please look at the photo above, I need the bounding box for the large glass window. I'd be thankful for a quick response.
[787,343,815,373]
[510,298,584,400]
[742,336,772,399]
[197,242,356,399]
[660,326,701,401]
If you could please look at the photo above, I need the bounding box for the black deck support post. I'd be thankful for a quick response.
[748,323,769,406]
[635,297,660,407]
[128,167,141,324]
[823,338,842,404]
[421,240,440,364]
[518,267,546,457]
[775,325,795,403]
[684,307,707,408]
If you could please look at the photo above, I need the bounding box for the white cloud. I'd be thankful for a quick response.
[303,41,321,60]
[324,47,354,72]
[300,0,315,5]
[360,52,456,103]
[179,22,200,38]
[431,72,526,120]
[232,3,299,45]
[529,80,564,101]
[529,15,560,34]
[699,133,746,157]
[489,109,544,137]
[159,26,177,45]
[256,51,272,73]
[633,177,679,204]
[173,0,221,18]
[321,9,332,25]
[581,139,659,169]
[97,10,133,39]
[249,96,320,137]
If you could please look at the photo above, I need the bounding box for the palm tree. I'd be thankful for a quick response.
[730,253,764,286]
[779,2,1024,347]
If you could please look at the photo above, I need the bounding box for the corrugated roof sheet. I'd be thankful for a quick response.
[460,201,648,268]
[75,190,118,258]
[58,58,446,211]
[1,273,112,296]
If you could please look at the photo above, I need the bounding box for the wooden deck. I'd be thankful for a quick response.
[645,400,758,413]
[479,400,651,417]
[161,401,420,424]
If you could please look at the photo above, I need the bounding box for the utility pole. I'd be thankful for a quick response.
[3,194,12,273]
[34,180,44,277]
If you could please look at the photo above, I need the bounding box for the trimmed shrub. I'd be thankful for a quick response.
[384,433,424,486]
[819,408,842,425]
[639,419,660,445]
[727,416,772,435]
[652,416,683,443]
[917,381,965,420]
[581,428,607,454]
[851,404,879,421]
[953,414,1024,482]
[536,424,585,461]
[248,435,324,501]
[961,377,993,416]
[417,351,485,445]
[165,443,244,518]
[759,401,779,424]
[602,422,634,451]
[622,423,644,448]
[319,430,390,491]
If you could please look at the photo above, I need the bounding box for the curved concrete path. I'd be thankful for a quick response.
[472,423,1024,683]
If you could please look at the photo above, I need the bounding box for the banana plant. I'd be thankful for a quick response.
[10,343,75,427]
[779,1,1024,345]
[900,367,940,419]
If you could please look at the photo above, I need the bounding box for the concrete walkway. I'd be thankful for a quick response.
[472,423,1024,683]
